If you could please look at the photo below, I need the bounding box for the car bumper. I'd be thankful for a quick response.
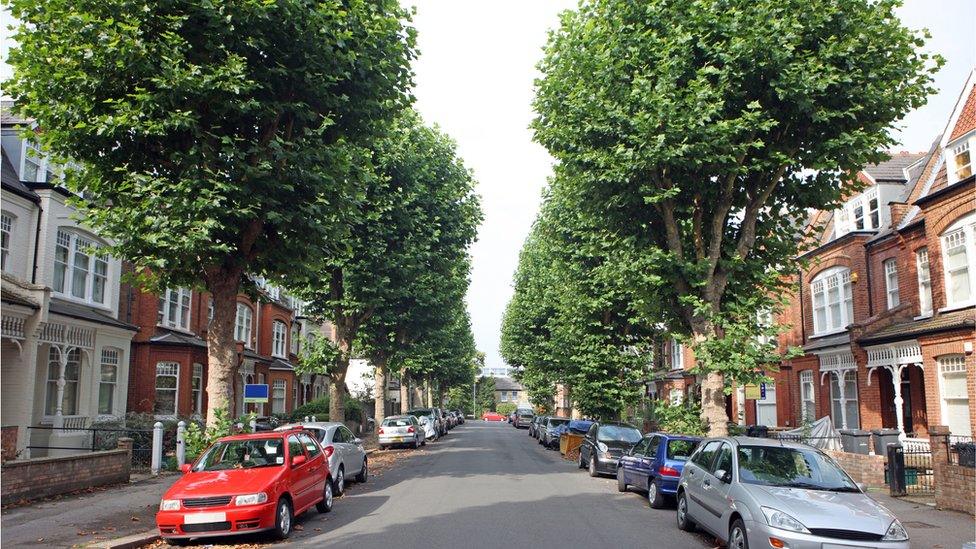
[595,456,619,474]
[157,502,276,539]
[657,476,681,495]
[379,434,416,445]
[743,520,909,549]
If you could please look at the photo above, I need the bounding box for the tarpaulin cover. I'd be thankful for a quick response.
[773,416,842,450]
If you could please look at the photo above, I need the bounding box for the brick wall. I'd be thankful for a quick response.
[930,425,975,515]
[2,426,18,462]
[826,449,887,489]
[0,439,132,504]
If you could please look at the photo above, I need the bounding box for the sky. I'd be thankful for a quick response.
[2,1,974,374]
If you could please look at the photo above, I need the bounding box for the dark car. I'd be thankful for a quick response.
[508,412,515,424]
[616,432,701,508]
[578,421,642,477]
[539,416,570,448]
[452,410,465,425]
[529,415,547,438]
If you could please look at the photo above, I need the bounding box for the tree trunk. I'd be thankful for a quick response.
[399,368,409,411]
[425,376,433,407]
[205,273,242,427]
[693,326,729,436]
[329,362,347,424]
[373,356,387,424]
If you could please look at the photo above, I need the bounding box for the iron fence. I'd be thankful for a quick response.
[948,434,975,468]
[26,425,154,468]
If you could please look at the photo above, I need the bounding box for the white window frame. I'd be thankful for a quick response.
[45,347,80,417]
[235,303,254,347]
[290,323,301,355]
[158,288,192,331]
[940,213,976,310]
[810,267,854,335]
[755,382,777,427]
[916,248,932,317]
[500,391,508,402]
[829,370,860,430]
[799,370,815,424]
[668,339,684,370]
[938,355,971,436]
[52,229,109,306]
[950,140,972,183]
[1,212,12,272]
[669,388,683,406]
[154,362,180,418]
[272,379,286,414]
[191,363,204,417]
[272,320,287,358]
[98,347,120,416]
[19,139,47,182]
[884,259,900,310]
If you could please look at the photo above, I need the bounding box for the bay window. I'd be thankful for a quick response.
[916,248,932,316]
[884,259,899,310]
[53,229,109,305]
[834,188,880,238]
[235,303,253,347]
[829,370,860,430]
[272,320,287,358]
[158,288,192,330]
[99,348,120,415]
[800,370,816,423]
[272,380,286,414]
[45,347,80,416]
[20,139,45,182]
[941,213,976,308]
[939,356,971,436]
[1,213,11,271]
[810,267,853,335]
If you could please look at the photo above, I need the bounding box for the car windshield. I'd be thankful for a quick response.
[666,439,698,460]
[597,425,642,443]
[737,445,859,491]
[548,419,569,427]
[195,439,285,471]
[409,409,434,418]
[383,418,413,427]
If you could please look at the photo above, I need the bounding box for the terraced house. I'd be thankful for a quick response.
[647,71,976,440]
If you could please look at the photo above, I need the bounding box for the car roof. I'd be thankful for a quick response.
[597,421,638,428]
[383,415,416,421]
[219,431,289,442]
[274,422,342,431]
[645,432,703,441]
[697,436,812,450]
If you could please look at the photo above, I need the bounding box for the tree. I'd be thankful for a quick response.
[6,0,416,425]
[532,0,939,434]
[298,111,480,423]
[476,376,497,415]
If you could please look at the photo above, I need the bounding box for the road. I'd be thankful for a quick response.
[283,420,716,548]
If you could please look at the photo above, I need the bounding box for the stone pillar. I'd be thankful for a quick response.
[928,425,950,507]
[117,436,134,455]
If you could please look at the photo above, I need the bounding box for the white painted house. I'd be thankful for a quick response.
[1,102,137,459]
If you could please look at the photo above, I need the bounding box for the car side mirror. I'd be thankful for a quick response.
[715,469,732,484]
[292,454,307,466]
[179,464,192,474]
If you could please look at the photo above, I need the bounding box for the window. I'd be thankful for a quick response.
[272,380,286,414]
[293,384,298,408]
[256,373,266,415]
[45,347,80,416]
[20,140,45,182]
[158,288,192,330]
[52,229,109,305]
[952,141,972,182]
[99,348,120,415]
[272,320,287,358]
[667,339,684,370]
[713,443,733,475]
[235,303,253,346]
[290,323,301,355]
[941,213,976,307]
[834,188,880,237]
[299,433,321,457]
[755,382,777,427]
[884,259,900,310]
[154,362,179,417]
[0,213,11,271]
[916,248,932,316]
[810,268,853,335]
[669,388,683,406]
[939,356,971,436]
[691,440,722,469]
[829,370,860,430]
[192,363,203,416]
[800,371,816,424]
[500,391,508,402]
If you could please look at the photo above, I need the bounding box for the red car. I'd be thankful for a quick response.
[156,429,332,544]
[482,411,505,421]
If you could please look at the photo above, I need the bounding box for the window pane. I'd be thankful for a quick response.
[949,268,972,303]
[99,383,114,414]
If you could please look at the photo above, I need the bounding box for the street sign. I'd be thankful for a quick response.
[744,384,761,399]
[244,383,269,403]
[760,383,767,400]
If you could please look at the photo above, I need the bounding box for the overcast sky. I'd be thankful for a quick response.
[2,2,974,373]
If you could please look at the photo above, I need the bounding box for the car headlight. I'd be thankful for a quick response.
[159,499,181,511]
[234,492,268,506]
[882,520,909,541]
[761,506,810,534]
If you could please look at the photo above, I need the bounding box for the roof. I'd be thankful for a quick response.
[948,79,976,143]
[149,329,207,348]
[0,100,30,126]
[48,298,138,331]
[1,286,39,309]
[243,348,271,363]
[862,152,926,182]
[802,332,851,353]
[858,308,975,345]
[492,376,524,391]
[1,149,40,203]
[269,358,294,371]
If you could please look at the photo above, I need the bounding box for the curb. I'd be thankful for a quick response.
[86,529,159,549]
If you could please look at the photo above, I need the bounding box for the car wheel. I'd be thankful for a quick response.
[616,468,627,492]
[316,479,333,513]
[648,479,665,509]
[273,497,293,540]
[676,491,696,532]
[356,459,368,483]
[334,466,345,496]
[414,438,421,449]
[589,456,599,477]
[729,519,749,549]
[578,451,586,469]
[421,438,427,446]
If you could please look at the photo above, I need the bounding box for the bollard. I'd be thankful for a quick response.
[151,421,164,476]
[311,415,317,422]
[304,416,310,423]
[176,421,186,466]
[250,419,257,433]
[887,443,906,497]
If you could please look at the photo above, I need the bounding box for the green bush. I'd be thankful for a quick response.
[290,397,330,422]
[649,400,707,436]
[496,402,517,417]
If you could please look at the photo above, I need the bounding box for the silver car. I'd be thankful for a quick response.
[275,422,368,496]
[378,415,425,449]
[676,437,910,549]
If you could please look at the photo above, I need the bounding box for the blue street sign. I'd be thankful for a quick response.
[760,383,767,400]
[244,383,269,403]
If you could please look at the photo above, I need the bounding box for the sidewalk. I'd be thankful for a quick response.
[866,490,976,548]
[1,473,178,548]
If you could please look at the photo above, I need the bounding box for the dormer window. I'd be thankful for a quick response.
[834,188,880,238]
[951,141,972,183]
[20,139,47,182]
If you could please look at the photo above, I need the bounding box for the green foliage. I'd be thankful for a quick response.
[496,402,517,417]
[651,400,707,436]
[290,397,330,422]
[184,408,237,459]
[476,376,496,414]
[296,335,342,376]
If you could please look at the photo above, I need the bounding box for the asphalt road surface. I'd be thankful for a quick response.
[284,420,715,548]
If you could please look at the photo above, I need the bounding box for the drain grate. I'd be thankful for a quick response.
[902,521,937,528]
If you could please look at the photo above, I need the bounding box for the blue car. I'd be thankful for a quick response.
[616,432,701,508]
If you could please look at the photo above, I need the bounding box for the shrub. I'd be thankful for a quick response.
[496,402,517,417]
[649,400,707,436]
[290,397,330,422]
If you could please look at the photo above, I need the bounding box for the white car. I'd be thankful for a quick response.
[407,409,441,441]
[378,415,425,449]
[275,422,367,495]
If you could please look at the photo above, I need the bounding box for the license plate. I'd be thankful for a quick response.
[823,544,872,549]
[184,512,226,524]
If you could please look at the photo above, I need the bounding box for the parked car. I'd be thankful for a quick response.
[483,411,505,421]
[514,410,535,429]
[446,410,458,429]
[453,410,465,424]
[378,415,424,450]
[274,422,367,496]
[407,408,441,440]
[539,416,570,448]
[529,415,547,438]
[434,407,449,436]
[676,437,909,549]
[578,421,642,477]
[616,432,701,508]
[156,430,332,544]
[508,412,515,424]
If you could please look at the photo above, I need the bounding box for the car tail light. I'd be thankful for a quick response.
[378,427,385,435]
[407,426,415,433]
[659,465,680,477]
[323,445,335,458]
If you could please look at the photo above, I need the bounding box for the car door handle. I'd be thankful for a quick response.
[702,479,711,490]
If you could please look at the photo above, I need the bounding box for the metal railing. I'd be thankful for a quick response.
[947,434,975,467]
[26,425,155,468]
